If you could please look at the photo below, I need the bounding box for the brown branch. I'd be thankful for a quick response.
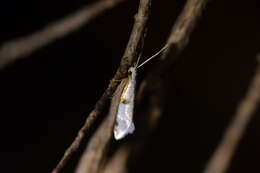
[203,56,260,173]
[162,0,209,60]
[75,80,126,173]
[100,146,129,173]
[0,0,126,69]
[51,0,151,172]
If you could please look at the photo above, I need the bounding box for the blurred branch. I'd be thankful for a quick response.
[162,0,209,60]
[203,56,260,173]
[0,0,126,69]
[51,0,151,172]
[100,146,129,173]
[75,80,125,173]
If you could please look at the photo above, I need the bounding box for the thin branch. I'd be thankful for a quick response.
[100,146,129,173]
[51,0,151,172]
[0,0,126,69]
[203,56,260,173]
[162,0,209,60]
[75,80,126,173]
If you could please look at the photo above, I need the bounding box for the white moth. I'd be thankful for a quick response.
[114,44,169,140]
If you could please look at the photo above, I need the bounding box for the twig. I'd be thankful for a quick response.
[75,80,126,173]
[100,146,129,173]
[203,56,260,173]
[0,0,126,69]
[51,0,151,172]
[162,0,209,60]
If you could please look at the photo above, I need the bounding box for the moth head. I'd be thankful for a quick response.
[128,67,136,78]
[128,67,134,75]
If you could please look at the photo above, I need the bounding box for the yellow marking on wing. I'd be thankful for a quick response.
[120,77,130,102]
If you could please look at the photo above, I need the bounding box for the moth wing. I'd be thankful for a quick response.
[114,68,136,140]
[128,122,135,134]
[114,103,134,140]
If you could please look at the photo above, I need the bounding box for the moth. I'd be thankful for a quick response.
[114,44,169,140]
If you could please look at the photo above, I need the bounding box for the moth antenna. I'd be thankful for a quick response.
[135,52,142,68]
[137,44,169,69]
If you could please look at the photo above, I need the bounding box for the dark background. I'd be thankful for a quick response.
[0,0,260,172]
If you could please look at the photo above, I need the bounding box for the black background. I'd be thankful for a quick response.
[0,0,260,172]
